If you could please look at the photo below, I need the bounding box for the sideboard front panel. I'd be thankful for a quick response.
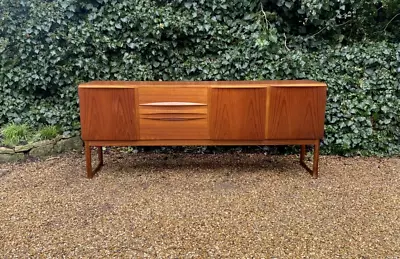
[138,87,209,140]
[266,87,326,139]
[79,88,139,141]
[209,88,266,140]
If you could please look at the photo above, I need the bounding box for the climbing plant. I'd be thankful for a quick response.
[0,0,399,155]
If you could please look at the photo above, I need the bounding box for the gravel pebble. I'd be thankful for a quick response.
[1,151,399,258]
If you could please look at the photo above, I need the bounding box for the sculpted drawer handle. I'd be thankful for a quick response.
[140,102,207,106]
[141,117,206,121]
[140,112,206,115]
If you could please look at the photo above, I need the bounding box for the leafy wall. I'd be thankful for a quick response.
[0,0,399,155]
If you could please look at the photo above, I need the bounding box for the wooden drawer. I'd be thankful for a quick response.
[138,87,209,140]
[139,87,207,104]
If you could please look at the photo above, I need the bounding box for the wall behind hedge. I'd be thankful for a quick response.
[0,0,399,155]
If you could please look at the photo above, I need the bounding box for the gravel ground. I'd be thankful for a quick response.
[1,150,399,258]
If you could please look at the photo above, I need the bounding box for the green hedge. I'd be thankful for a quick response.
[0,0,399,155]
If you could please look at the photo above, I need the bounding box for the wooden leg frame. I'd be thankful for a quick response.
[299,140,320,179]
[85,142,104,179]
[84,140,321,179]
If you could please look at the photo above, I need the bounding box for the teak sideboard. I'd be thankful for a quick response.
[78,80,327,179]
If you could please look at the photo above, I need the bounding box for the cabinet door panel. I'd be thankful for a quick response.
[209,88,266,140]
[266,87,326,139]
[79,88,138,140]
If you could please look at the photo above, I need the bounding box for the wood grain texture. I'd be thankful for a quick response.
[141,114,206,120]
[138,87,207,104]
[79,80,327,89]
[79,88,139,141]
[209,88,266,140]
[266,87,327,139]
[138,87,208,140]
[262,80,326,87]
[79,80,328,179]
[88,139,319,147]
[140,106,206,115]
[139,118,208,140]
[140,102,206,106]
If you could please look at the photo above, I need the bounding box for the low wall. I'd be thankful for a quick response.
[0,136,83,163]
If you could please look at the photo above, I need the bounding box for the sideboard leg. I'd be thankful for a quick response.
[312,140,320,179]
[97,146,104,166]
[85,142,93,178]
[300,145,306,162]
[299,141,320,179]
[84,142,104,179]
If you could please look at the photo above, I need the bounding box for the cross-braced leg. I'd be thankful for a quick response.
[300,140,320,179]
[84,142,104,179]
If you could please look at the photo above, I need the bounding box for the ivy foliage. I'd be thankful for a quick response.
[0,0,399,155]
[261,0,400,43]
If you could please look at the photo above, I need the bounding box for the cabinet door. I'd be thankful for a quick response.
[79,88,139,140]
[266,87,326,139]
[209,88,266,140]
[138,87,209,140]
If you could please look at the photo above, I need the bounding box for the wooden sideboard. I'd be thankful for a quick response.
[78,80,327,179]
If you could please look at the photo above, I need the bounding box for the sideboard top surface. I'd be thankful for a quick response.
[79,80,327,89]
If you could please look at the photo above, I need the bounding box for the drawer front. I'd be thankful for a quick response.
[138,87,209,140]
[139,87,207,104]
[266,87,327,139]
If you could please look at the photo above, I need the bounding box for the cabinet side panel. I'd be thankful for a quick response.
[266,87,327,139]
[210,88,266,140]
[79,88,138,140]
